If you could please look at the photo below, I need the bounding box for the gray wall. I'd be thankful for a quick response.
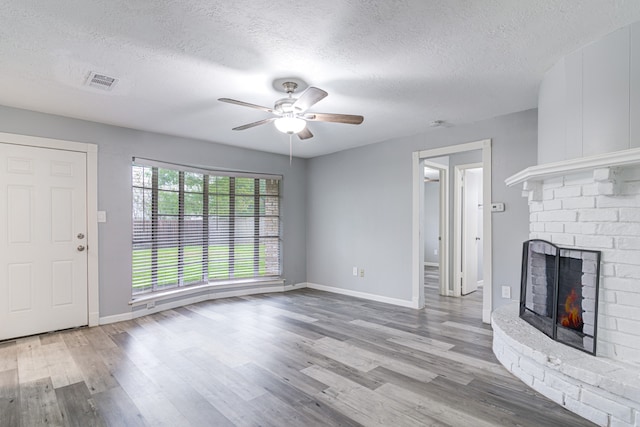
[0,105,308,317]
[306,109,537,308]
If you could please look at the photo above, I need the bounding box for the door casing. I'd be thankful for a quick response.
[412,139,492,323]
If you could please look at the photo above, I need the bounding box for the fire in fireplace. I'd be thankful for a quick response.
[520,240,601,355]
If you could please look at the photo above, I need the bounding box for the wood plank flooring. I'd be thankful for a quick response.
[0,271,594,426]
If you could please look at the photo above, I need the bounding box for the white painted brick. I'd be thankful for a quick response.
[534,232,552,241]
[551,234,575,246]
[601,249,640,265]
[511,365,534,386]
[543,190,554,200]
[530,202,544,212]
[565,222,598,235]
[545,222,564,233]
[544,372,581,400]
[538,210,578,222]
[530,212,538,222]
[610,416,635,427]
[617,237,640,250]
[575,235,614,249]
[597,223,640,236]
[601,263,616,276]
[543,199,562,210]
[563,196,596,209]
[555,186,582,198]
[616,264,640,280]
[579,208,619,222]
[619,208,640,222]
[594,168,615,181]
[616,346,640,366]
[603,277,639,292]
[597,195,640,208]
[531,377,565,405]
[519,357,545,381]
[564,396,609,426]
[582,389,633,423]
[543,177,565,188]
[602,290,617,304]
[597,315,618,331]
[600,304,640,321]
[624,181,640,194]
[599,329,640,347]
[531,222,545,232]
[617,318,640,336]
[583,183,599,196]
[564,172,593,186]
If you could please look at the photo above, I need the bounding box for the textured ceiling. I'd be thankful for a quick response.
[1,1,639,158]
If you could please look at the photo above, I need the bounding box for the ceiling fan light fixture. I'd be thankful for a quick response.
[274,116,306,134]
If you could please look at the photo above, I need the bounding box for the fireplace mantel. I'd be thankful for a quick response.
[505,147,640,187]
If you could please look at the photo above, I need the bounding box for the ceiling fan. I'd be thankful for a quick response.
[218,81,364,140]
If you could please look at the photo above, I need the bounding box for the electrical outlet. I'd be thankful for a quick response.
[501,286,511,299]
[353,267,358,276]
[146,301,155,309]
[359,268,365,278]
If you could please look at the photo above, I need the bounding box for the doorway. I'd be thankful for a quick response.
[412,139,492,323]
[0,132,99,340]
[423,159,449,297]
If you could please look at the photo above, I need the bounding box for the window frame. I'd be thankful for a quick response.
[132,158,282,295]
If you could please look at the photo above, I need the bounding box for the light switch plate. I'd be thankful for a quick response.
[501,286,511,299]
[491,202,505,212]
[97,211,107,223]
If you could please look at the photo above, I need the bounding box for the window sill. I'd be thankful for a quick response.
[129,277,285,307]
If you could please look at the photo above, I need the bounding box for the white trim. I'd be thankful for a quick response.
[423,261,439,267]
[413,139,492,323]
[424,160,449,298]
[101,281,308,325]
[505,147,640,187]
[0,132,100,327]
[418,140,488,159]
[307,283,417,309]
[130,279,285,306]
[412,152,424,308]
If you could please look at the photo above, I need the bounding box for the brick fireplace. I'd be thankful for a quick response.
[493,152,640,426]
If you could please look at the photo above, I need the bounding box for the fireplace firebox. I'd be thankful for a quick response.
[519,240,601,355]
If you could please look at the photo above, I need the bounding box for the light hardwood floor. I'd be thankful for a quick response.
[0,271,594,426]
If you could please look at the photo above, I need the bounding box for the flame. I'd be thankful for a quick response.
[559,288,583,330]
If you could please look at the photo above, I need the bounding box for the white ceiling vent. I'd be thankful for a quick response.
[86,72,118,91]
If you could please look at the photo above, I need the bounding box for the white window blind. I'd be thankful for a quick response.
[132,159,281,294]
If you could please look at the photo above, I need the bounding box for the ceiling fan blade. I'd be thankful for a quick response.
[292,87,328,113]
[297,127,314,140]
[304,112,364,125]
[219,98,273,113]
[232,118,275,131]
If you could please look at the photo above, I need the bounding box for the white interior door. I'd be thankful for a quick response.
[461,167,482,295]
[0,143,88,340]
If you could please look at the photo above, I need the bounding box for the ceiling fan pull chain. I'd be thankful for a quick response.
[289,133,293,166]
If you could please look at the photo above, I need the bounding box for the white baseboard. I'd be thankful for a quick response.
[306,283,415,309]
[99,282,308,325]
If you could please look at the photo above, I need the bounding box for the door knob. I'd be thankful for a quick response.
[77,245,86,252]
[77,233,85,239]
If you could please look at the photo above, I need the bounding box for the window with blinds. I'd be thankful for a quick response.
[132,159,281,294]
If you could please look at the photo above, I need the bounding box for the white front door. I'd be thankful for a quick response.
[0,143,88,340]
